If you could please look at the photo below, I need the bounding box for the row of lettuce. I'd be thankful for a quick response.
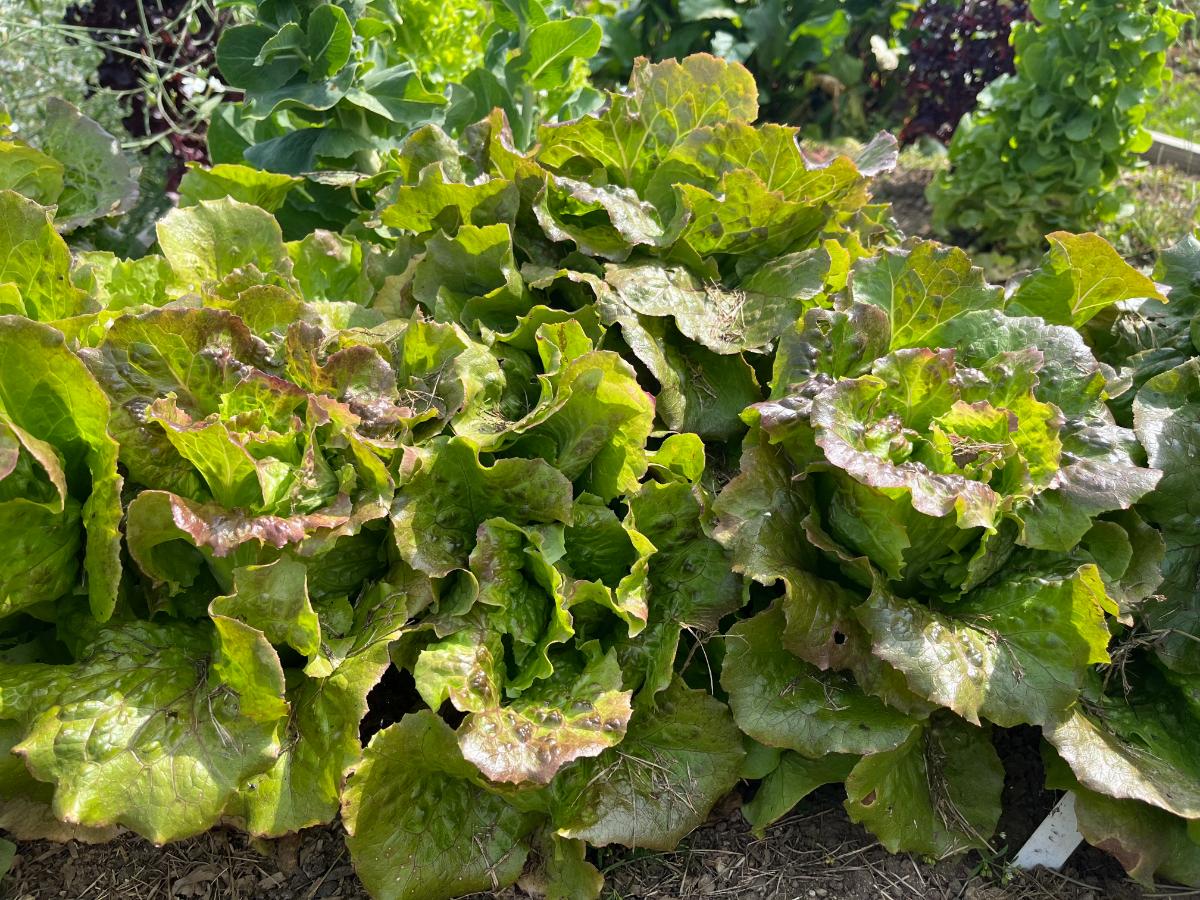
[1,53,1200,897]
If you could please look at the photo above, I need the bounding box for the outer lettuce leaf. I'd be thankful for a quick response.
[32,99,139,232]
[1133,358,1200,672]
[0,618,286,843]
[1044,746,1200,886]
[859,565,1115,727]
[551,678,744,850]
[844,713,1003,857]
[456,648,633,785]
[1009,231,1167,328]
[0,192,91,321]
[0,317,122,619]
[1044,669,1200,822]
[742,751,857,835]
[343,711,537,900]
[722,606,920,757]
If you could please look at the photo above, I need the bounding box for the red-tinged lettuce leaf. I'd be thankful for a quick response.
[457,648,633,785]
[722,606,921,758]
[844,713,1002,857]
[0,617,287,844]
[772,301,891,393]
[1044,667,1200,822]
[551,678,744,850]
[342,711,538,900]
[806,346,1064,534]
[533,175,676,262]
[923,310,1109,419]
[1009,231,1167,328]
[0,317,122,620]
[78,307,275,499]
[390,436,574,578]
[1043,745,1200,886]
[859,565,1115,727]
[125,489,388,601]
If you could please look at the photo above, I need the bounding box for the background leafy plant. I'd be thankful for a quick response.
[212,0,601,232]
[898,0,1029,145]
[588,0,911,137]
[929,0,1190,250]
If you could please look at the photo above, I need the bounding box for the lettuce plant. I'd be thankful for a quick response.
[212,0,602,231]
[714,237,1167,857]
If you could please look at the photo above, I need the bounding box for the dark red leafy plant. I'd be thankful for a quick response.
[900,0,1031,144]
[63,0,231,187]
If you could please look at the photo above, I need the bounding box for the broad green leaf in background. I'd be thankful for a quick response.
[1010,231,1168,327]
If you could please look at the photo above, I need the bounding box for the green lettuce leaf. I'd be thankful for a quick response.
[390,436,574,577]
[1010,231,1167,328]
[343,711,537,900]
[551,678,744,850]
[0,317,122,619]
[722,605,920,757]
[0,617,286,843]
[859,565,1115,727]
[844,713,1002,857]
